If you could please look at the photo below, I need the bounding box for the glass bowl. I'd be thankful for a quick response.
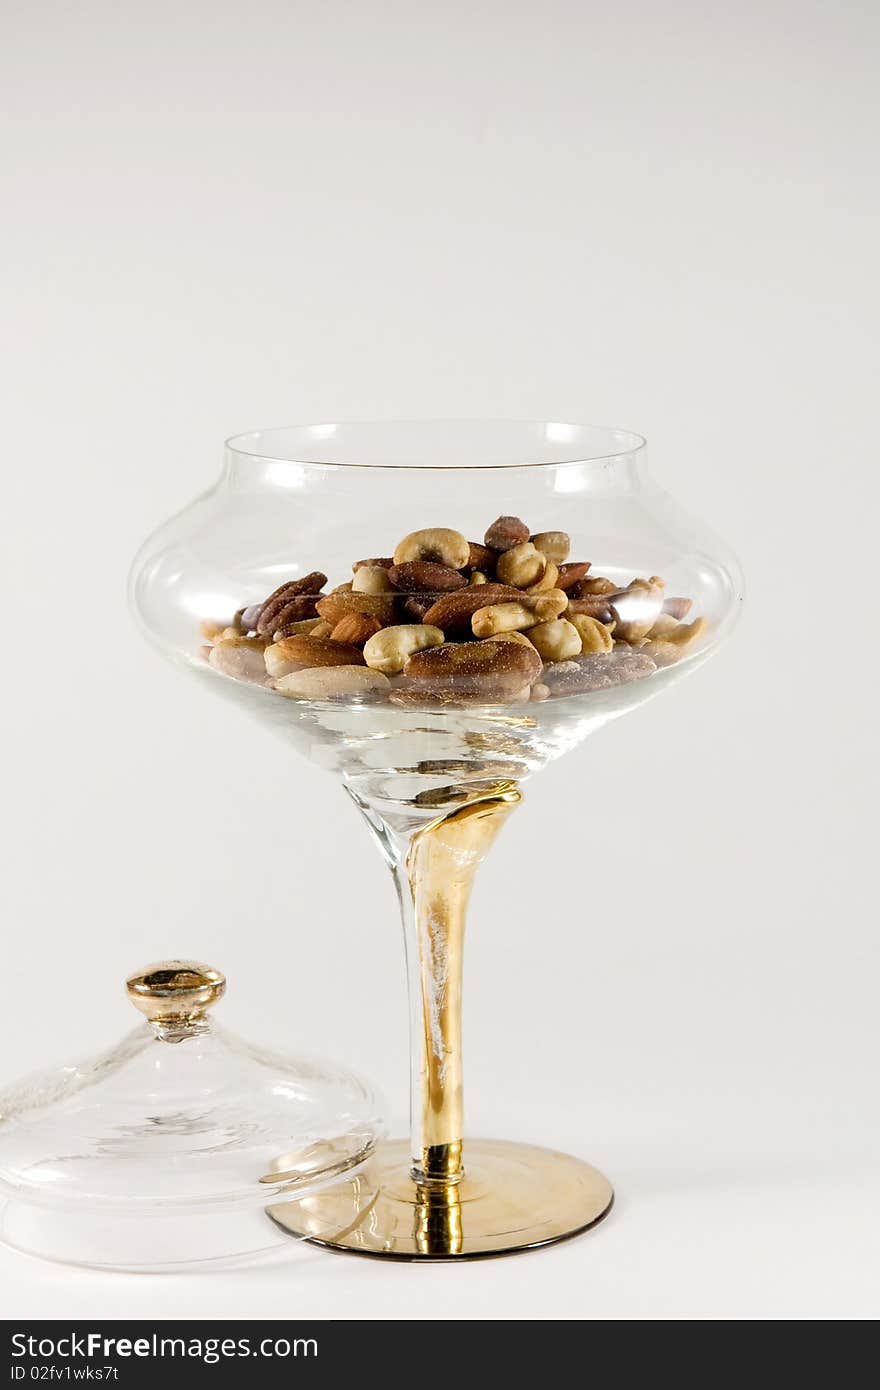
[129,421,742,1259]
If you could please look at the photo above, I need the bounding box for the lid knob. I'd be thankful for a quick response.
[126,960,226,1031]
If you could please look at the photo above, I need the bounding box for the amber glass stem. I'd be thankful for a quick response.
[379,783,523,1186]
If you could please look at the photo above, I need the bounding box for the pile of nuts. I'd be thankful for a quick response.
[200,518,707,706]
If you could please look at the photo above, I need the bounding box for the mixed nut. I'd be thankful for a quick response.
[200,518,707,705]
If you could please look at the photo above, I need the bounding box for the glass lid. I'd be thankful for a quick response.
[0,961,384,1269]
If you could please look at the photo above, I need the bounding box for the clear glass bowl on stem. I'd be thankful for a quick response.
[129,421,742,1259]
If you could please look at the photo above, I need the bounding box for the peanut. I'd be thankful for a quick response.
[526,618,582,662]
[363,624,445,675]
[393,527,470,570]
[275,666,391,701]
[496,541,546,589]
[469,570,489,585]
[566,611,614,654]
[352,564,393,594]
[530,682,551,702]
[580,575,618,595]
[471,590,567,636]
[530,531,570,564]
[309,620,333,638]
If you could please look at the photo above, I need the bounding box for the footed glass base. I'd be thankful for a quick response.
[269,1139,613,1260]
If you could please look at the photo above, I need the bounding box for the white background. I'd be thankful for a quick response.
[1,0,878,1320]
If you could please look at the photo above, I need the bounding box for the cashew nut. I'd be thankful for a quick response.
[363,623,445,674]
[393,527,470,570]
[525,560,559,593]
[352,564,393,594]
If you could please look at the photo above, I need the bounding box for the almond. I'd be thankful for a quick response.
[421,583,523,634]
[330,613,382,646]
[388,561,468,594]
[556,562,593,592]
[399,594,435,621]
[466,541,496,573]
[566,595,615,624]
[264,635,364,678]
[315,591,396,627]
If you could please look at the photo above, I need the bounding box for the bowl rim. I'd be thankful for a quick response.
[224,418,648,471]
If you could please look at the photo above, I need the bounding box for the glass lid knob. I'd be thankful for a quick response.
[125,960,226,1034]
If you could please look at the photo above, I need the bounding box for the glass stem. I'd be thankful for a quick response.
[388,783,522,1186]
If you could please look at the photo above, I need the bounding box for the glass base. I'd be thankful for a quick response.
[269,1138,614,1259]
[0,1201,300,1272]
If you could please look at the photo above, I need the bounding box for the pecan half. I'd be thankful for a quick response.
[265,594,320,636]
[256,573,327,636]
